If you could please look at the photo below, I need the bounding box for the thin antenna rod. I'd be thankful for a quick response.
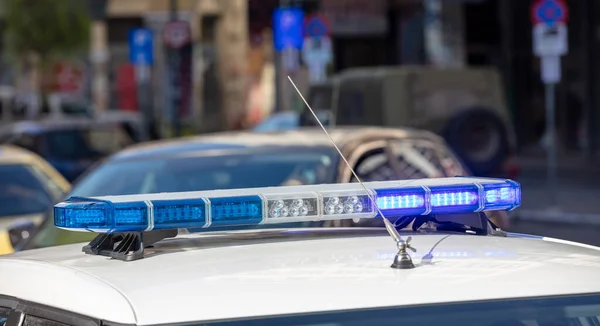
[287,76,403,244]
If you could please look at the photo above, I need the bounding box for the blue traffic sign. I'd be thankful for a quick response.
[304,15,330,38]
[273,8,304,51]
[532,0,568,25]
[128,28,154,65]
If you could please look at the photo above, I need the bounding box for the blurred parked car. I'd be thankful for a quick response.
[0,112,141,182]
[18,126,509,252]
[0,145,70,255]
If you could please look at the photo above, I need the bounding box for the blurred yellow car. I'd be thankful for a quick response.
[0,230,12,255]
[0,145,70,254]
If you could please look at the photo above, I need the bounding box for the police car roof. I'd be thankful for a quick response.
[1,229,600,326]
[111,126,445,161]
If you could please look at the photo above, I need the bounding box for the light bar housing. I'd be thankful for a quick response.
[54,177,521,233]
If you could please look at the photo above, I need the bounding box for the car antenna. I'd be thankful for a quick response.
[287,76,416,270]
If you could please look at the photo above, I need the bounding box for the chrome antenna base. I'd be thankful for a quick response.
[391,236,416,270]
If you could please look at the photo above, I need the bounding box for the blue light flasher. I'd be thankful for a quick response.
[209,196,263,227]
[54,177,521,233]
[482,180,521,211]
[54,197,148,233]
[428,184,482,214]
[374,187,427,216]
[151,198,208,230]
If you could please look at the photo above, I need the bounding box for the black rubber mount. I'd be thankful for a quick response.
[82,229,178,261]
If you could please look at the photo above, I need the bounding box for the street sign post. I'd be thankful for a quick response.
[282,47,301,72]
[302,14,332,84]
[273,8,304,73]
[531,0,568,25]
[533,23,568,59]
[128,28,154,141]
[273,8,304,52]
[531,0,568,205]
[163,21,191,49]
[304,14,330,39]
[129,28,154,67]
[163,21,192,137]
[273,8,304,113]
[302,37,332,83]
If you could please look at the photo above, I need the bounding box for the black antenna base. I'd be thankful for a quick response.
[83,229,178,261]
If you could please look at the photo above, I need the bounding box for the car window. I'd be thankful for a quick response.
[351,143,447,182]
[22,315,69,326]
[0,303,97,326]
[353,147,397,181]
[27,164,67,201]
[87,125,133,154]
[338,88,365,124]
[194,294,600,326]
[43,125,133,161]
[8,133,41,154]
[389,139,469,178]
[72,150,337,196]
[0,164,53,218]
[24,148,339,249]
[335,81,384,126]
[0,306,9,326]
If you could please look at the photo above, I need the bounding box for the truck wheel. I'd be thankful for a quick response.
[443,108,509,176]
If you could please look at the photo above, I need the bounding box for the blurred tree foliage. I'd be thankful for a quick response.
[2,0,91,64]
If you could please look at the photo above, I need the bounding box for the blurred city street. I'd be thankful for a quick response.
[510,151,600,245]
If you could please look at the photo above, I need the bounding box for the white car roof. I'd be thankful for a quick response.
[1,229,600,325]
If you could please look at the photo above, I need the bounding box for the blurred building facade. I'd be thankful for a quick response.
[245,0,600,158]
[99,0,248,132]
[1,0,600,158]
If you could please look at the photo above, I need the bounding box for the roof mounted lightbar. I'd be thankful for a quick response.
[54,177,521,261]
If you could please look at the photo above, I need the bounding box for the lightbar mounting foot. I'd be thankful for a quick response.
[83,229,178,261]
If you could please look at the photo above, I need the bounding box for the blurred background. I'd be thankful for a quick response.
[0,0,599,251]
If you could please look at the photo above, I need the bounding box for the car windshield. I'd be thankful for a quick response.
[73,149,337,196]
[199,294,600,326]
[0,164,53,218]
[25,148,338,249]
